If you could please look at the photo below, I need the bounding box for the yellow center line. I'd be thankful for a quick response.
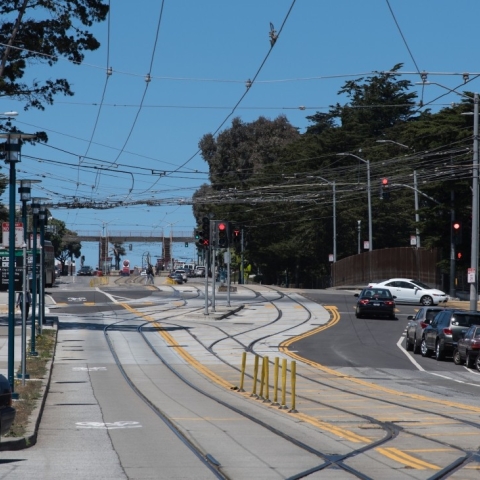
[280,306,480,414]
[376,447,440,470]
[119,303,233,390]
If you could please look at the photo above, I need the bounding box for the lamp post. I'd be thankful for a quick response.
[31,198,50,341]
[308,175,336,262]
[337,153,372,251]
[0,129,36,394]
[16,179,39,381]
[418,82,479,309]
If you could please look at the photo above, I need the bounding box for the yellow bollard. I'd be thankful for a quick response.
[251,355,259,397]
[280,358,288,409]
[289,360,297,413]
[263,356,271,403]
[259,356,266,399]
[238,351,247,392]
[272,357,279,405]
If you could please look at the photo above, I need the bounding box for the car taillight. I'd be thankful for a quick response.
[384,301,394,306]
[443,328,452,335]
[471,340,480,349]
[359,299,369,305]
[420,322,428,329]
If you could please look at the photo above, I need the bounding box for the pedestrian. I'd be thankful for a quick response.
[16,290,32,319]
[146,263,155,285]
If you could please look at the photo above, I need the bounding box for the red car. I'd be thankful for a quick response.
[453,325,480,368]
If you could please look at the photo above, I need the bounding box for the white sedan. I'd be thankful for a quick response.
[367,278,448,306]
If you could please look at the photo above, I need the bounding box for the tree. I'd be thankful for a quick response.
[0,0,109,111]
[46,218,81,274]
[112,242,126,270]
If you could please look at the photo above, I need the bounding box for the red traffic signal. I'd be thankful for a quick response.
[457,252,462,259]
[218,222,227,232]
[453,221,461,231]
[382,178,389,186]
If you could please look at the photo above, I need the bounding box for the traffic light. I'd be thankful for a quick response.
[452,221,462,244]
[457,252,462,260]
[381,178,390,200]
[185,242,188,248]
[202,217,210,244]
[231,225,241,244]
[217,221,228,248]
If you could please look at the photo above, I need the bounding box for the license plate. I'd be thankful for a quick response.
[373,303,380,306]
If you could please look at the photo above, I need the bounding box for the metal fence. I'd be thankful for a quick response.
[332,247,441,288]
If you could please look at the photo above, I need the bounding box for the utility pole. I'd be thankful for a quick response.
[470,93,479,311]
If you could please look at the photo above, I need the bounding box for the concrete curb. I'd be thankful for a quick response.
[0,323,58,451]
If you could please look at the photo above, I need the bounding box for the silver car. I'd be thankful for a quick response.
[405,306,445,354]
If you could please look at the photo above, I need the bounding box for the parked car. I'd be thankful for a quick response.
[174,269,188,282]
[0,374,15,436]
[54,266,61,278]
[168,272,183,284]
[421,309,480,360]
[368,278,448,306]
[453,325,480,368]
[405,306,446,354]
[77,266,93,276]
[194,267,206,277]
[354,288,396,319]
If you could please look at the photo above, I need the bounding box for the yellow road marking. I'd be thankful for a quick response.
[376,447,440,470]
[280,306,480,414]
[119,303,233,390]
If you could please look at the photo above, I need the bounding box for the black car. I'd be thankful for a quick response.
[0,374,15,435]
[354,288,396,319]
[77,266,93,276]
[421,309,480,361]
[453,325,480,368]
[405,306,446,354]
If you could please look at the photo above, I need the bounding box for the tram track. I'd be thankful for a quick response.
[82,278,480,477]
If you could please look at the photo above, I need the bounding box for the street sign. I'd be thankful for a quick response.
[0,249,40,291]
[468,268,476,284]
[2,222,24,248]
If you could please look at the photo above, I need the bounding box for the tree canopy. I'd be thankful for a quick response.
[194,66,474,287]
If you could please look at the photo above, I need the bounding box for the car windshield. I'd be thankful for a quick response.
[451,314,480,327]
[410,280,432,289]
[362,289,392,298]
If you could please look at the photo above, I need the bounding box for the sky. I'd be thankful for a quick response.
[2,0,480,268]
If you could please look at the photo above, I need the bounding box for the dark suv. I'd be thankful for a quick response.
[421,309,480,361]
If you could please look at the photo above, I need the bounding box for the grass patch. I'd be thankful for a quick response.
[6,328,56,438]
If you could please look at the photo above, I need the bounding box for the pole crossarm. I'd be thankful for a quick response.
[391,183,442,205]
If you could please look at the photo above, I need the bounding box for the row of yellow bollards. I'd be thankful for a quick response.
[238,352,297,413]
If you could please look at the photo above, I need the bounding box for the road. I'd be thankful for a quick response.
[0,275,478,479]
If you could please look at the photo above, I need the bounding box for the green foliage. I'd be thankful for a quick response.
[0,0,109,111]
[194,67,474,287]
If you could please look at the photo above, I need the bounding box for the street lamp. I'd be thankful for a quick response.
[417,81,479,310]
[31,198,50,339]
[337,153,372,251]
[16,179,40,382]
[308,175,336,262]
[0,130,36,394]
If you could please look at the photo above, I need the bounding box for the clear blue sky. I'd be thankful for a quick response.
[3,0,480,268]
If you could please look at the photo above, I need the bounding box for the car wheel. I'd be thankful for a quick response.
[412,335,420,354]
[405,335,413,351]
[355,308,362,318]
[420,295,433,306]
[453,349,463,365]
[466,352,475,368]
[435,341,445,361]
[476,355,480,372]
[421,338,432,357]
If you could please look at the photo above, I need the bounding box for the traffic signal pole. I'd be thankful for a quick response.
[204,247,209,315]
